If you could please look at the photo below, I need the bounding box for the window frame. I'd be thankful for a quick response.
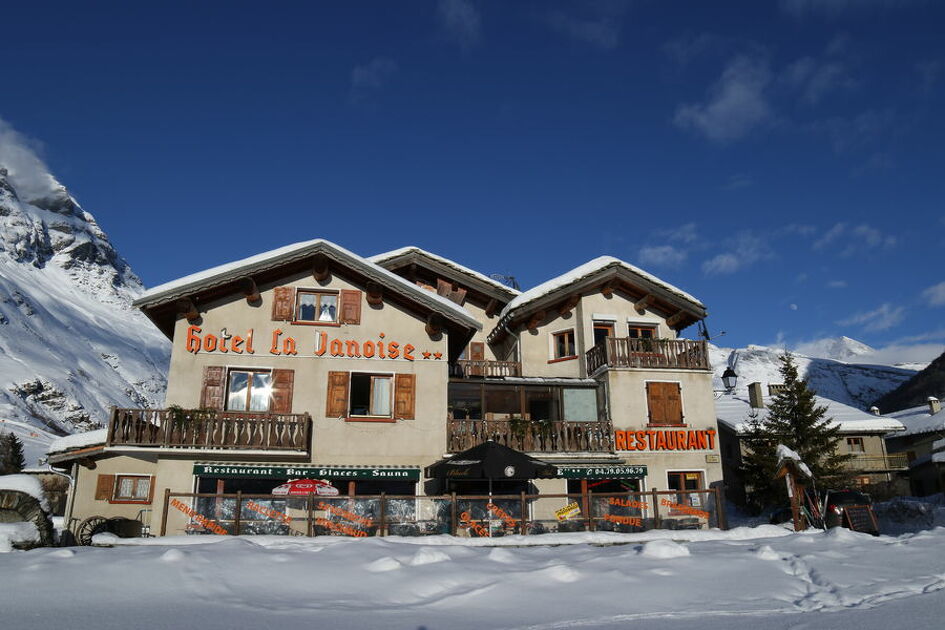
[846,437,866,453]
[665,469,705,513]
[592,321,615,348]
[550,328,578,363]
[111,474,154,504]
[627,323,658,340]
[347,372,394,420]
[225,367,273,413]
[293,289,341,326]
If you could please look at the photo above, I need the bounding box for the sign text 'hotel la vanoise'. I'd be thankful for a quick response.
[184,326,442,361]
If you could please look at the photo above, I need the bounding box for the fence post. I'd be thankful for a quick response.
[160,488,170,536]
[379,492,386,537]
[588,489,596,531]
[307,492,314,537]
[651,488,661,529]
[520,491,527,535]
[451,492,457,536]
[714,487,728,530]
[234,491,242,535]
[581,480,591,532]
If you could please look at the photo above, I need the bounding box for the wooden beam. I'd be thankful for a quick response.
[484,298,499,318]
[634,293,655,313]
[666,310,687,328]
[526,310,546,331]
[176,298,199,323]
[558,294,580,317]
[425,313,444,336]
[601,279,619,298]
[239,277,260,303]
[312,255,330,282]
[366,281,384,307]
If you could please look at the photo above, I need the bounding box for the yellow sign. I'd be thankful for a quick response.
[555,502,582,522]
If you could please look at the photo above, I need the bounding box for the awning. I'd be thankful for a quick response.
[193,464,421,481]
[555,465,647,480]
[425,441,558,480]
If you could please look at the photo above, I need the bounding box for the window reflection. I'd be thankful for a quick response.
[226,370,272,412]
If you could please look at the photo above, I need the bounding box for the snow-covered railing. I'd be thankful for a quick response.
[451,360,522,378]
[586,338,709,373]
[448,419,614,453]
[107,408,312,453]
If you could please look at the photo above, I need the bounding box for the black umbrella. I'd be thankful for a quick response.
[425,441,558,483]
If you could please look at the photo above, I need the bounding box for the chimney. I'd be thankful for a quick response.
[929,397,941,415]
[869,406,881,416]
[748,382,765,409]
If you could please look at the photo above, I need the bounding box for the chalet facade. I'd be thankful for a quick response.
[49,240,723,536]
[886,397,945,496]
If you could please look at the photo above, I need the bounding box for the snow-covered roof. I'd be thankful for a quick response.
[932,438,945,464]
[497,256,705,323]
[715,393,905,434]
[369,246,520,297]
[135,239,481,331]
[887,403,945,439]
[0,474,49,512]
[46,428,107,456]
[775,444,813,478]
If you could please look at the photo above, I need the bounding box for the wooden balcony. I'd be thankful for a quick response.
[448,419,614,453]
[107,408,312,453]
[451,360,522,378]
[586,338,709,373]
[843,453,909,472]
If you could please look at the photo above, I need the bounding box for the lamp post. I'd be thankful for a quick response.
[721,367,738,393]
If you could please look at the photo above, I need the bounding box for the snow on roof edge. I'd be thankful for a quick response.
[369,246,521,296]
[46,428,109,456]
[716,394,905,434]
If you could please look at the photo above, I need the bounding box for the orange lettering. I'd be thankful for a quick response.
[677,431,687,449]
[315,331,328,356]
[403,344,415,361]
[232,335,244,354]
[377,341,384,357]
[687,430,698,450]
[387,342,400,359]
[270,329,283,355]
[615,431,627,450]
[246,329,254,354]
[186,326,202,353]
[697,431,708,449]
[345,340,360,357]
[330,339,344,356]
[362,341,375,358]
[636,431,647,450]
[707,429,716,449]
[656,432,667,450]
[283,336,297,356]
[203,334,218,352]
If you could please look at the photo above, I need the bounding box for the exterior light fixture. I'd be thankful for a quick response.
[721,367,738,392]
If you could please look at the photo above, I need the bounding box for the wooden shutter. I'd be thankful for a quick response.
[272,286,295,321]
[326,371,350,417]
[436,278,452,297]
[647,382,683,425]
[270,369,295,414]
[200,366,226,410]
[394,374,416,420]
[469,342,485,361]
[339,290,362,324]
[95,474,115,501]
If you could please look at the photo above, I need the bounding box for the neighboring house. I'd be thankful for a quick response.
[886,397,945,496]
[716,382,908,505]
[48,241,722,536]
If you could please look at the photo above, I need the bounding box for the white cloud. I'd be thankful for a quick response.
[638,245,686,268]
[783,56,851,105]
[0,118,60,201]
[437,0,481,51]
[813,109,896,154]
[701,231,774,275]
[350,57,398,102]
[702,253,740,275]
[722,173,753,190]
[674,54,773,142]
[827,280,847,288]
[838,303,906,332]
[659,222,699,244]
[789,303,799,311]
[922,281,945,306]
[812,222,896,256]
[663,32,723,67]
[547,10,622,50]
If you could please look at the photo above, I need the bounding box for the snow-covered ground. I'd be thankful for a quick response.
[3,524,945,629]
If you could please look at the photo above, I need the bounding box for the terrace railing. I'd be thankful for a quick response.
[842,453,909,472]
[448,418,614,453]
[586,338,709,373]
[452,360,522,378]
[107,408,312,453]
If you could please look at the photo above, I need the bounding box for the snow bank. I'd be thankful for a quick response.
[46,428,107,455]
[0,473,49,512]
[0,521,39,553]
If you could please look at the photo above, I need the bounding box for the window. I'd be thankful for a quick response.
[226,369,272,412]
[847,437,865,453]
[113,475,152,503]
[667,471,703,509]
[646,382,683,425]
[296,290,338,323]
[349,373,392,417]
[593,322,614,347]
[562,388,598,422]
[552,330,576,360]
[628,324,657,339]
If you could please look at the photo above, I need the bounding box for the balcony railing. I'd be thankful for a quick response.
[451,360,522,378]
[586,338,709,373]
[107,408,312,453]
[448,419,614,453]
[842,453,909,472]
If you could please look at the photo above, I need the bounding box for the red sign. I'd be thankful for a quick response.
[271,479,340,497]
[614,429,716,451]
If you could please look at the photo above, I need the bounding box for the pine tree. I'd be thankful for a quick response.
[0,432,27,474]
[739,353,851,511]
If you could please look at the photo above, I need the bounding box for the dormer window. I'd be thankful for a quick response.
[296,290,338,323]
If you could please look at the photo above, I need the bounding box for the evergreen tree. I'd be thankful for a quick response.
[0,432,27,474]
[739,353,851,511]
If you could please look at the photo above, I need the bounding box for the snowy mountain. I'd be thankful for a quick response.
[0,141,169,466]
[710,340,918,411]
[793,336,876,363]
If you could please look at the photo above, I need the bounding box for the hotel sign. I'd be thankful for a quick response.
[555,465,647,480]
[193,464,421,480]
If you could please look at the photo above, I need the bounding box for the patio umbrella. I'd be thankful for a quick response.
[271,479,340,497]
[425,440,558,486]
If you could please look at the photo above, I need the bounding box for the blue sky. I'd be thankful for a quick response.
[1,1,943,360]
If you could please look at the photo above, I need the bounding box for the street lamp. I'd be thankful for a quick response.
[721,367,738,393]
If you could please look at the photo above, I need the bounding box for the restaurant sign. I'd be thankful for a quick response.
[555,465,647,480]
[193,464,421,480]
